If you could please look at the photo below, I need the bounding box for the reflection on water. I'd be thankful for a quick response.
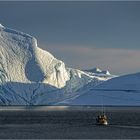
[0,106,140,139]
[0,106,140,111]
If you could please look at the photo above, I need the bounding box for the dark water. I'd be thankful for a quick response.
[0,106,140,139]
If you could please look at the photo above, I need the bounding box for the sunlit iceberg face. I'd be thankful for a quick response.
[0,24,112,105]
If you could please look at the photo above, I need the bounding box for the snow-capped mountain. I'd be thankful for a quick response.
[0,24,112,105]
[63,72,140,105]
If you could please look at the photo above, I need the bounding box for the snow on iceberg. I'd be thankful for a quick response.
[0,24,112,105]
[63,72,140,105]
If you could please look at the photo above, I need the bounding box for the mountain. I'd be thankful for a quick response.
[0,24,112,105]
[63,72,140,105]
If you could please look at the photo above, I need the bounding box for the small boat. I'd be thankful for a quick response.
[96,114,108,126]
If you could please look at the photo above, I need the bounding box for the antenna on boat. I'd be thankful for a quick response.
[101,95,105,114]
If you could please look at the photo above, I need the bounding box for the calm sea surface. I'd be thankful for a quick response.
[0,106,139,139]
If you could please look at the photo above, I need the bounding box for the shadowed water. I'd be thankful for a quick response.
[0,106,139,139]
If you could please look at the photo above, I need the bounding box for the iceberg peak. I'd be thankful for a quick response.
[0,24,112,105]
[0,23,4,28]
[85,67,111,75]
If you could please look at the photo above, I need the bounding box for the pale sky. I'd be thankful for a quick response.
[0,1,140,75]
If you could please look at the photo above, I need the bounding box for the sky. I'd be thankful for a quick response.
[0,1,140,75]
